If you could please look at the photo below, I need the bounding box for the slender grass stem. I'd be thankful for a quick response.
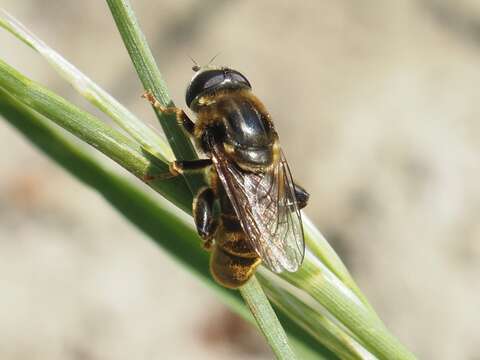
[0,10,173,162]
[283,255,415,359]
[240,277,297,360]
[0,58,192,213]
[105,0,203,191]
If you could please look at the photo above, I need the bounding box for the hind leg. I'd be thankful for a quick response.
[193,187,218,250]
[293,182,309,210]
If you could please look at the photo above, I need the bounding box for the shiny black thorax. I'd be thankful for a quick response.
[198,91,277,172]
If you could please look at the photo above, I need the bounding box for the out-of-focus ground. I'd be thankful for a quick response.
[1,1,479,359]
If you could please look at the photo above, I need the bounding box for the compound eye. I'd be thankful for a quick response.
[186,69,224,108]
[203,72,226,90]
[229,70,251,88]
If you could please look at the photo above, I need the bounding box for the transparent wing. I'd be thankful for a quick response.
[211,145,305,273]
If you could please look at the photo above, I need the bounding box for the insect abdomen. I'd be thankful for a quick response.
[209,175,260,288]
[210,245,260,288]
[216,215,258,258]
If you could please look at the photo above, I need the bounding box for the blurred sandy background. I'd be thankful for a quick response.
[1,1,480,359]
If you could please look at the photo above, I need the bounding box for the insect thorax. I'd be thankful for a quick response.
[193,90,277,171]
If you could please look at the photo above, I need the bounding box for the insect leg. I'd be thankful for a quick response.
[170,159,213,175]
[143,159,212,182]
[142,91,195,135]
[193,187,218,249]
[294,182,309,210]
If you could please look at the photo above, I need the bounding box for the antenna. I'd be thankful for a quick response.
[207,52,221,67]
[188,55,200,72]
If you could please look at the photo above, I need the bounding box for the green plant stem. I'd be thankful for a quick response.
[258,272,364,360]
[0,89,213,299]
[105,1,298,358]
[283,255,416,360]
[0,58,192,213]
[240,277,297,360]
[303,218,379,317]
[105,0,205,195]
[0,10,173,162]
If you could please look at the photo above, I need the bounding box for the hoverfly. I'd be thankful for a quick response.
[144,66,309,288]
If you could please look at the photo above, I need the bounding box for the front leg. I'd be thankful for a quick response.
[142,91,195,135]
[193,187,218,250]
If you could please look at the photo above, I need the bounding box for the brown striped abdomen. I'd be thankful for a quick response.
[209,170,261,288]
